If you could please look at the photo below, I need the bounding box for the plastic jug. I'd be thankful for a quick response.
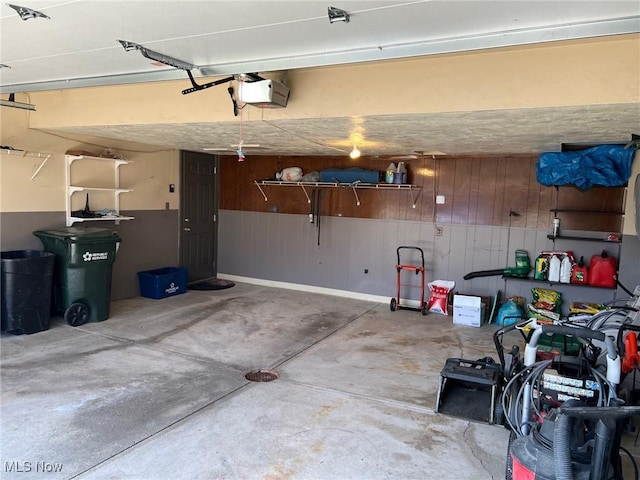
[548,255,561,282]
[394,162,407,184]
[534,254,548,280]
[570,256,589,284]
[589,250,616,288]
[385,163,396,183]
[559,255,572,284]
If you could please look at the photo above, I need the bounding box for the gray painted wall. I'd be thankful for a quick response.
[3,209,636,310]
[218,210,640,312]
[620,234,640,296]
[0,210,179,301]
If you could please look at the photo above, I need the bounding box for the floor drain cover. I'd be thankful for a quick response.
[245,369,279,382]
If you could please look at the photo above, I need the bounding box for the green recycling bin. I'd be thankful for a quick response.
[33,227,121,326]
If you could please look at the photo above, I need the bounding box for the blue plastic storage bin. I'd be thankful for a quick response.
[138,267,188,299]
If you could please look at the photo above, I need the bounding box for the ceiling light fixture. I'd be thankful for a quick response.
[1,93,36,111]
[7,3,50,20]
[328,6,350,23]
[350,145,361,159]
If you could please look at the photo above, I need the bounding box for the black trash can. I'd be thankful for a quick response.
[1,250,55,335]
[33,227,121,326]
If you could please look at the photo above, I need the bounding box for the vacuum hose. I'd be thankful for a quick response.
[554,412,573,480]
[554,400,582,480]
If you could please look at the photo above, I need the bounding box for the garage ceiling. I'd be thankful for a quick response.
[2,1,640,156]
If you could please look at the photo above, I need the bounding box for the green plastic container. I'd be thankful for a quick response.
[537,333,581,358]
[33,227,121,324]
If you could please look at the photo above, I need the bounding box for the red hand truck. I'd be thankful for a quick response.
[390,246,427,315]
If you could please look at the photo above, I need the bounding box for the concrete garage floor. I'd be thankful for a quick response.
[2,282,624,479]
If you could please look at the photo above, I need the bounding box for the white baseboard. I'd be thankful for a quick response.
[217,273,426,306]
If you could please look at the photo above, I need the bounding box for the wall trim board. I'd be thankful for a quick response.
[217,273,393,305]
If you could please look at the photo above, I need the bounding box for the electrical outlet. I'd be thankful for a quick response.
[169,184,175,193]
[436,195,445,205]
[435,226,443,236]
[364,269,369,274]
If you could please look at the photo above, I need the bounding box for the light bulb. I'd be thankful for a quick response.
[350,145,361,159]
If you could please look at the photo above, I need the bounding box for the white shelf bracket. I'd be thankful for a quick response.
[0,150,54,180]
[30,153,52,181]
[254,180,268,201]
[409,186,421,208]
[350,185,361,206]
[299,184,311,204]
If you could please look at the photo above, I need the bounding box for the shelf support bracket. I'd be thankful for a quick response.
[299,184,311,204]
[30,153,52,181]
[254,180,268,201]
[350,185,361,206]
[409,186,421,208]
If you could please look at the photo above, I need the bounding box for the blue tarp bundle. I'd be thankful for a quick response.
[536,145,636,190]
[319,168,380,184]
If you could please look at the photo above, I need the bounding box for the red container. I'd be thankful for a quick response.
[570,256,589,284]
[589,251,616,288]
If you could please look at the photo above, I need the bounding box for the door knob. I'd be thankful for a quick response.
[184,218,190,222]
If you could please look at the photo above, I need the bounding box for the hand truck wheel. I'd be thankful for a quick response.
[390,298,397,311]
[421,302,428,316]
[64,302,90,327]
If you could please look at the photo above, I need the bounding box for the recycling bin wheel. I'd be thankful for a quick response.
[64,302,90,327]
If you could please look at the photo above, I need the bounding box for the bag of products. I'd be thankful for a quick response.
[427,280,455,315]
[496,298,524,327]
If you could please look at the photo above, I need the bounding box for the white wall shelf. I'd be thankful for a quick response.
[1,148,53,180]
[65,154,134,226]
[254,180,422,207]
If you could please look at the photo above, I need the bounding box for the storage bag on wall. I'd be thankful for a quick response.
[536,145,636,191]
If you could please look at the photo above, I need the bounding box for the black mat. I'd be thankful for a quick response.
[188,279,235,291]
[437,382,493,424]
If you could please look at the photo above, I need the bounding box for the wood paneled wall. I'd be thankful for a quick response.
[219,155,625,232]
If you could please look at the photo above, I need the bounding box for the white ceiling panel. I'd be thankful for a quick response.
[1,1,638,156]
[2,0,638,91]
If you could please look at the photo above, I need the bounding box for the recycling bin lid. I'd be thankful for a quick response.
[34,227,121,243]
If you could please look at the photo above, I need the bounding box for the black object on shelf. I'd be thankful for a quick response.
[502,276,617,290]
[546,234,621,244]
[561,142,626,152]
[71,193,96,218]
[550,209,625,215]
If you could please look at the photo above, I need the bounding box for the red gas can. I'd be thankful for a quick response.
[589,250,616,288]
[570,256,589,284]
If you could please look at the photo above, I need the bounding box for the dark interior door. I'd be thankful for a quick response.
[180,151,219,283]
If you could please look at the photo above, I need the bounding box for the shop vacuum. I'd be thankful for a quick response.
[508,400,639,480]
[504,323,640,480]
